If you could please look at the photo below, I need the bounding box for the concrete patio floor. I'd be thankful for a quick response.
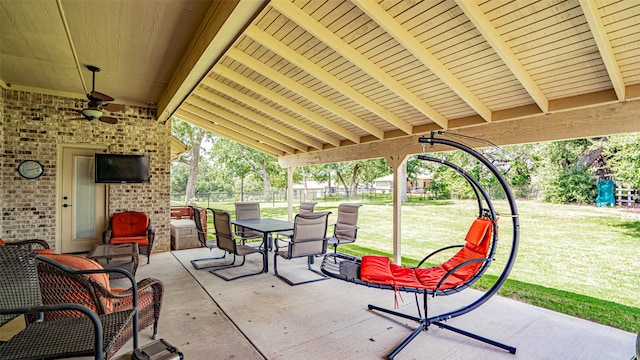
[113,248,636,360]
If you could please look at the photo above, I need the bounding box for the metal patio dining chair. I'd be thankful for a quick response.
[189,206,230,270]
[273,211,331,286]
[275,201,317,239]
[327,203,362,253]
[208,209,265,281]
[0,246,138,360]
[233,202,263,246]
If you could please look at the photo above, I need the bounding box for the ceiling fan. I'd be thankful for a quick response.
[75,65,124,124]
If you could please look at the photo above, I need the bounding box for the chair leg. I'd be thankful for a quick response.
[209,254,264,281]
[190,251,230,270]
[274,254,329,286]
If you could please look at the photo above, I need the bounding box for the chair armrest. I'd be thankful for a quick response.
[274,237,292,251]
[0,303,105,359]
[147,226,156,250]
[334,226,358,235]
[35,255,140,348]
[102,229,113,243]
[110,277,164,313]
[416,244,464,268]
[433,257,490,295]
[3,239,50,251]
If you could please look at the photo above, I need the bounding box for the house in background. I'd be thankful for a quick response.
[292,181,328,200]
[373,173,432,194]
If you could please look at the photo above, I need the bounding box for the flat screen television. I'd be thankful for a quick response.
[95,154,151,183]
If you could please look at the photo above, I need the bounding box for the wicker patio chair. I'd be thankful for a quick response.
[103,211,155,264]
[33,252,163,357]
[274,211,331,286]
[1,238,51,252]
[0,246,138,360]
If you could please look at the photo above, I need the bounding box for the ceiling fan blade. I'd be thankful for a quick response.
[102,103,125,112]
[99,116,118,124]
[90,90,115,102]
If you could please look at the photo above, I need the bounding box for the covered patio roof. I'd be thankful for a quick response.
[2,0,640,166]
[4,0,639,264]
[174,0,640,167]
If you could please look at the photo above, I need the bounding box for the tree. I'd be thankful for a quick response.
[171,118,215,204]
[537,139,596,204]
[601,133,640,189]
[212,138,283,201]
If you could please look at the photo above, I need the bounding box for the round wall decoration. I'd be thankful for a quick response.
[18,160,44,179]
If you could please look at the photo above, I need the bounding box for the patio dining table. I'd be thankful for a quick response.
[231,218,293,273]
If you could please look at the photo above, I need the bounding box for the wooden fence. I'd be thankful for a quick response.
[616,188,640,208]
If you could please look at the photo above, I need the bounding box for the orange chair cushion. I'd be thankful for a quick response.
[360,218,494,291]
[0,237,5,245]
[34,248,54,254]
[361,255,394,285]
[109,236,148,246]
[111,212,149,238]
[40,253,111,291]
[40,253,113,313]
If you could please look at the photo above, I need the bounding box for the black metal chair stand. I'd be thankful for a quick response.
[321,133,520,359]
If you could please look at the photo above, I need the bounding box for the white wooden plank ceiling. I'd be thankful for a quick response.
[174,0,640,160]
[2,0,640,164]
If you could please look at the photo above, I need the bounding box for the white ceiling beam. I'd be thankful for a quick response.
[226,48,385,139]
[199,77,336,148]
[214,64,361,143]
[354,0,492,122]
[455,0,549,113]
[244,24,416,135]
[185,95,305,153]
[272,0,448,130]
[157,0,257,124]
[174,109,283,157]
[180,101,297,154]
[279,98,640,167]
[579,0,625,101]
[192,86,320,151]
[184,96,308,152]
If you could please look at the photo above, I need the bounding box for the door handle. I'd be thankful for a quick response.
[63,204,72,208]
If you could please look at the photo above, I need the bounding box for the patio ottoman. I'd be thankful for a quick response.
[170,219,200,250]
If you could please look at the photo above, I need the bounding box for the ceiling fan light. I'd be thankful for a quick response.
[82,108,103,120]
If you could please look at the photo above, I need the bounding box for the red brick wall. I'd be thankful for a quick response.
[1,88,172,252]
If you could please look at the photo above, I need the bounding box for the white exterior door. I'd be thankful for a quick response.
[60,146,107,253]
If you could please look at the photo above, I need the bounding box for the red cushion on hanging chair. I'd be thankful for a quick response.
[359,218,494,291]
[360,255,394,285]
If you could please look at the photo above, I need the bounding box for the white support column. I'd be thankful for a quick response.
[386,154,409,265]
[287,166,296,221]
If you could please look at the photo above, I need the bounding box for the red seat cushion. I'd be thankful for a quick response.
[109,212,149,246]
[109,235,148,246]
[361,255,394,285]
[359,218,494,291]
[111,212,149,237]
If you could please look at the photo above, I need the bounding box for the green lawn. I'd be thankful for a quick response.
[195,199,640,333]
